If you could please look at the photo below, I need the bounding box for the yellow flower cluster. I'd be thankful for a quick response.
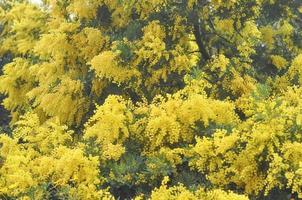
[0,0,301,199]
[84,95,133,160]
[215,18,235,34]
[0,112,113,199]
[136,20,168,67]
[0,59,33,122]
[288,54,302,84]
[148,176,248,200]
[90,51,139,84]
[131,81,237,152]
[67,0,102,19]
[190,86,302,197]
[0,3,46,55]
[209,54,230,75]
[271,55,288,70]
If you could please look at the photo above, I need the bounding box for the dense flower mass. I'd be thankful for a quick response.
[0,0,301,199]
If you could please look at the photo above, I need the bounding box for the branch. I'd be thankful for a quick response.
[192,19,211,61]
